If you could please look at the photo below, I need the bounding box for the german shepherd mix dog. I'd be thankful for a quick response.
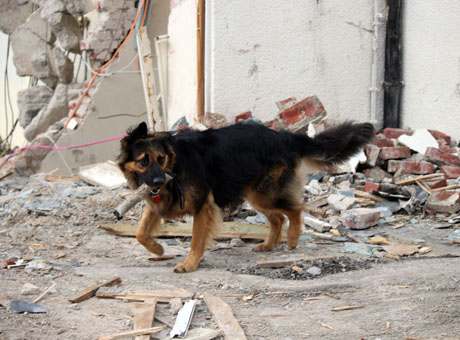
[118,121,374,272]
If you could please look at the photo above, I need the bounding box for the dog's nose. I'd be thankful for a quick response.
[152,177,165,187]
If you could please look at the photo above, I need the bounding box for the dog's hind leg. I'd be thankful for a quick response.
[136,205,164,256]
[285,208,303,250]
[174,193,222,273]
[253,212,285,252]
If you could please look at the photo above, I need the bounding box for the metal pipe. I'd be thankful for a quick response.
[196,0,205,123]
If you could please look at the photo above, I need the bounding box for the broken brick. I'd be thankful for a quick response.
[275,97,297,111]
[234,111,252,123]
[364,181,380,193]
[365,144,380,167]
[429,129,451,145]
[363,167,392,181]
[372,134,395,148]
[278,96,326,131]
[383,128,412,139]
[441,165,460,179]
[387,160,436,175]
[341,208,381,230]
[426,178,448,189]
[379,146,411,161]
[425,147,460,166]
[426,191,460,214]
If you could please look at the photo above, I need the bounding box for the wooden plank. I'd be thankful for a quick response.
[183,328,221,340]
[256,255,306,269]
[395,173,444,186]
[69,277,121,303]
[96,288,193,302]
[202,293,247,340]
[132,300,156,340]
[100,222,284,241]
[196,0,205,123]
[98,326,164,340]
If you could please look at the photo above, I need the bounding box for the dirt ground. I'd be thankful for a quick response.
[0,175,459,339]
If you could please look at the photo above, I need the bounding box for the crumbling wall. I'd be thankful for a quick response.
[0,0,141,174]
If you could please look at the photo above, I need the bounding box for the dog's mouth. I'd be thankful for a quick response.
[150,187,161,196]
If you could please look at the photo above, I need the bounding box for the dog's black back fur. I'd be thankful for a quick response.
[162,122,374,208]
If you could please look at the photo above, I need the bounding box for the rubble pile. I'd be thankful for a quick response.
[0,0,136,174]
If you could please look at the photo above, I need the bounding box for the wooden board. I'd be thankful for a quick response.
[96,288,193,302]
[69,277,121,303]
[98,326,164,340]
[132,301,156,340]
[202,293,247,340]
[100,222,287,241]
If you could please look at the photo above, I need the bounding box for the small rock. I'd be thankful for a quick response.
[343,242,378,257]
[447,229,460,244]
[21,283,40,296]
[246,213,267,224]
[230,238,245,247]
[306,266,321,276]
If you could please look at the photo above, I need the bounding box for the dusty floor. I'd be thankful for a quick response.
[0,175,459,339]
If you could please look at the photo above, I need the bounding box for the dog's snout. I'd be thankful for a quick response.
[152,177,165,187]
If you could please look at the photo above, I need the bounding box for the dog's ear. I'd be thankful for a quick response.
[131,122,148,139]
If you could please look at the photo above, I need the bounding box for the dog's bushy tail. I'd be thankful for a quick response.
[302,121,375,164]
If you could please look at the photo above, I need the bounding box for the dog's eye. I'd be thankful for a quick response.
[157,155,165,166]
[140,154,149,167]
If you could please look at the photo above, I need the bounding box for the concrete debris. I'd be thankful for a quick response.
[303,214,332,233]
[204,112,229,129]
[46,12,81,53]
[327,192,356,212]
[426,191,460,214]
[398,129,439,154]
[78,162,127,189]
[21,283,40,296]
[10,11,55,76]
[51,47,74,84]
[343,242,380,257]
[24,84,70,141]
[31,48,59,88]
[82,0,136,63]
[17,86,54,128]
[341,208,381,230]
[447,229,460,244]
[0,0,34,35]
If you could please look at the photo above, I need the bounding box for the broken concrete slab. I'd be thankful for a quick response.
[327,192,356,212]
[45,12,81,53]
[31,48,58,88]
[24,84,70,141]
[341,208,381,230]
[78,162,127,189]
[0,0,34,34]
[51,47,74,84]
[398,129,439,154]
[17,86,54,128]
[11,11,55,76]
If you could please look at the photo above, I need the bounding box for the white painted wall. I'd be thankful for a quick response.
[205,0,376,123]
[401,1,460,139]
[167,0,197,127]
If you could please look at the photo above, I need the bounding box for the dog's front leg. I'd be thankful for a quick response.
[174,193,221,273]
[136,204,164,256]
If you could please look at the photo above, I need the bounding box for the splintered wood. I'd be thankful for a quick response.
[69,277,121,303]
[203,293,247,340]
[132,301,156,340]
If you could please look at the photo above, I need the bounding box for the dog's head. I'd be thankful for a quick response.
[118,122,176,192]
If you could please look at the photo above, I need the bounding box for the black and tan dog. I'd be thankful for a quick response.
[118,121,374,272]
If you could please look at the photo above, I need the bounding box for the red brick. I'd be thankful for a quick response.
[429,129,451,145]
[383,128,412,139]
[276,97,297,111]
[426,178,448,189]
[425,147,460,166]
[234,111,253,123]
[379,146,411,160]
[341,208,381,230]
[364,181,380,193]
[278,96,326,126]
[264,119,285,131]
[441,165,460,179]
[371,134,395,148]
[426,191,460,214]
[363,167,392,181]
[364,144,380,167]
[387,160,436,174]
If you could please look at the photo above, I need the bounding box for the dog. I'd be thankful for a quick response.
[118,121,374,272]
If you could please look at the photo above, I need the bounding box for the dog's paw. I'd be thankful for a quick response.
[174,258,199,273]
[253,242,274,252]
[149,242,164,256]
